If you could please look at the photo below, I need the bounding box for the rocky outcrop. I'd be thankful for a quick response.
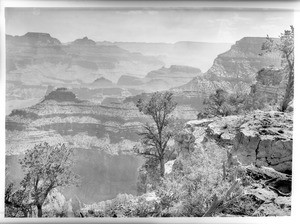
[175,37,281,95]
[144,65,202,90]
[233,111,292,174]
[205,37,280,83]
[116,65,203,92]
[6,32,61,46]
[43,88,81,103]
[146,65,201,79]
[187,113,292,216]
[188,111,293,174]
[71,36,96,46]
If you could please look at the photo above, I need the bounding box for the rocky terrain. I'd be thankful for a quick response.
[77,109,293,217]
[185,109,293,216]
[188,111,293,174]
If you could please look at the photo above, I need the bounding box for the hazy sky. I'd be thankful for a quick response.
[5,8,294,43]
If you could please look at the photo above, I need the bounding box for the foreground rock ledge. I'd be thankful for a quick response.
[188,110,293,174]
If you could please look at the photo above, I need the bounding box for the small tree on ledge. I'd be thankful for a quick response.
[261,25,294,112]
[136,91,177,177]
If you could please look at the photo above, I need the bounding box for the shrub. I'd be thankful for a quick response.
[155,141,243,217]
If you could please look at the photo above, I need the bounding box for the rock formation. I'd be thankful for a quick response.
[188,110,293,174]
[91,77,114,88]
[186,110,292,216]
[117,75,144,86]
[175,37,281,95]
[144,65,202,89]
[71,36,96,46]
[6,32,61,46]
[43,87,81,103]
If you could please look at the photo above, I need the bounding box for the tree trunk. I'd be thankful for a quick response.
[37,204,42,218]
[160,157,165,177]
[22,209,28,217]
[280,69,293,112]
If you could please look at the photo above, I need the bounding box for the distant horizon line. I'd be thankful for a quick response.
[6,31,278,45]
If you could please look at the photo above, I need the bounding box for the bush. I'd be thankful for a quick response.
[155,141,243,217]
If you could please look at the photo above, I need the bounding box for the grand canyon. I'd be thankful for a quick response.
[4,7,294,218]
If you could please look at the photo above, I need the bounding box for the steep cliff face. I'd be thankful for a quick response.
[175,37,281,95]
[205,37,281,83]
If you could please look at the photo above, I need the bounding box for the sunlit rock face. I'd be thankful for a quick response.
[188,111,293,174]
[174,37,281,95]
[205,37,281,83]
